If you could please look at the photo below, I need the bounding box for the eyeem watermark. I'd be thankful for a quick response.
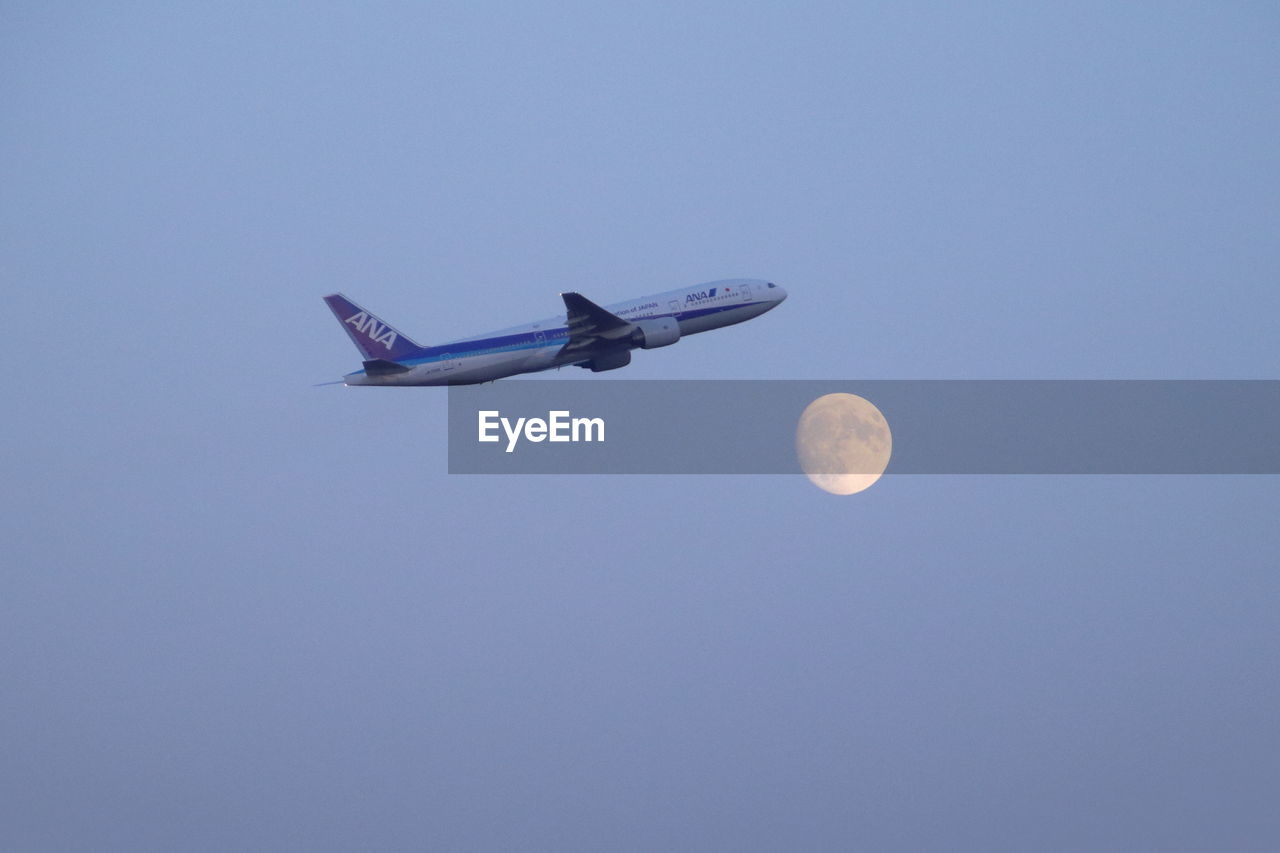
[478,410,606,453]
[450,381,1280,474]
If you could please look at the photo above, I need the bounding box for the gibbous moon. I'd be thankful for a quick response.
[796,393,892,495]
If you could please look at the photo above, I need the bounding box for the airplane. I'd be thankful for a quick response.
[322,279,787,386]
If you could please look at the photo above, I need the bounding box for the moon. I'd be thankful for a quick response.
[795,393,892,495]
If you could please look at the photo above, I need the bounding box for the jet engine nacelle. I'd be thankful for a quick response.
[631,317,681,349]
[587,349,632,372]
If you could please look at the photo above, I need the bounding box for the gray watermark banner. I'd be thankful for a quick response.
[446,380,1280,474]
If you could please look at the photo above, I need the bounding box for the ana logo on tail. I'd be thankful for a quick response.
[345,311,398,350]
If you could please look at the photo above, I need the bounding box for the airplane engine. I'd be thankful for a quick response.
[631,317,681,349]
[587,349,632,372]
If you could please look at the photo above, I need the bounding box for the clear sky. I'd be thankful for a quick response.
[3,2,1278,850]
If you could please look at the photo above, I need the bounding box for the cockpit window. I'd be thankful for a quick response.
[767,282,776,288]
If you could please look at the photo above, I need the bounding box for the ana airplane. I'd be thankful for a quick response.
[322,279,787,385]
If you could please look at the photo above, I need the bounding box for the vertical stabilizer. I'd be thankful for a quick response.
[323,294,427,362]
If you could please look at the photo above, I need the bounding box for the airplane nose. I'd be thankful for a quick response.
[772,283,787,302]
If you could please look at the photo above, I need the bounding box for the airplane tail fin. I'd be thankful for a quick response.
[323,293,427,362]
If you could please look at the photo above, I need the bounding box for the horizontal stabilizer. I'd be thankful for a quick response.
[362,358,411,376]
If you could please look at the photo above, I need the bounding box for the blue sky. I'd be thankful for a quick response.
[3,2,1278,850]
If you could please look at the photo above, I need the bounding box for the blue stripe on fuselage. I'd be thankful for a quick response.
[349,300,767,375]
[399,330,566,367]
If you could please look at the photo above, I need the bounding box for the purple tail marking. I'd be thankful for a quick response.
[323,294,426,362]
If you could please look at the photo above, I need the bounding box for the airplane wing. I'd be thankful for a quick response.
[560,292,635,356]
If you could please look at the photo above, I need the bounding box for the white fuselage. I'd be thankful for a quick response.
[344,279,786,386]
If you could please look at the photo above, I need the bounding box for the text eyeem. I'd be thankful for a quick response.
[478,410,605,453]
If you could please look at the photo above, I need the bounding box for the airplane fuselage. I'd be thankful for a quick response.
[333,279,786,386]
